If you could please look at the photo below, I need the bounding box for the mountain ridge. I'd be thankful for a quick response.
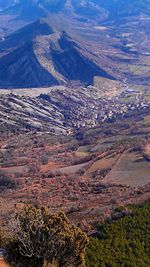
[0,17,115,88]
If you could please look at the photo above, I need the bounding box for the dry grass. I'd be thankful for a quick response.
[144,115,150,123]
[105,150,150,187]
[86,155,116,174]
[52,161,90,175]
[40,161,60,172]
[1,165,28,175]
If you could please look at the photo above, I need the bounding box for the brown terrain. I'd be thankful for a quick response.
[0,109,150,231]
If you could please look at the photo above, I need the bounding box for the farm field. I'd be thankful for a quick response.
[105,150,150,186]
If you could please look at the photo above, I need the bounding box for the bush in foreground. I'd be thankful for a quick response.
[5,205,89,267]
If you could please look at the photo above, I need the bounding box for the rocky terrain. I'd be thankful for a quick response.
[0,79,150,134]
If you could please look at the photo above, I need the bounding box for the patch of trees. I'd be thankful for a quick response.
[0,174,17,192]
[92,168,111,180]
[86,200,150,267]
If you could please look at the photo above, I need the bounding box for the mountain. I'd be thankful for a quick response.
[0,0,67,38]
[0,0,150,89]
[0,17,115,88]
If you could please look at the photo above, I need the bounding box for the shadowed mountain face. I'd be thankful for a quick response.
[50,34,113,84]
[0,42,59,88]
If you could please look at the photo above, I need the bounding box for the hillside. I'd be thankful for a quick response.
[2,77,149,134]
[0,91,67,134]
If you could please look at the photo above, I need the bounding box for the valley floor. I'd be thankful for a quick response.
[0,108,150,230]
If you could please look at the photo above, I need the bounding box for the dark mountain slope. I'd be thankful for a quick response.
[0,42,58,88]
[51,34,113,84]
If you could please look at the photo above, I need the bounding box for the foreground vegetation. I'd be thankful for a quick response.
[1,201,150,266]
[1,205,88,267]
[86,201,150,267]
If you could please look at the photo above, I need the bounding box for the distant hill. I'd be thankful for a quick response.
[95,0,150,19]
[1,0,150,22]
